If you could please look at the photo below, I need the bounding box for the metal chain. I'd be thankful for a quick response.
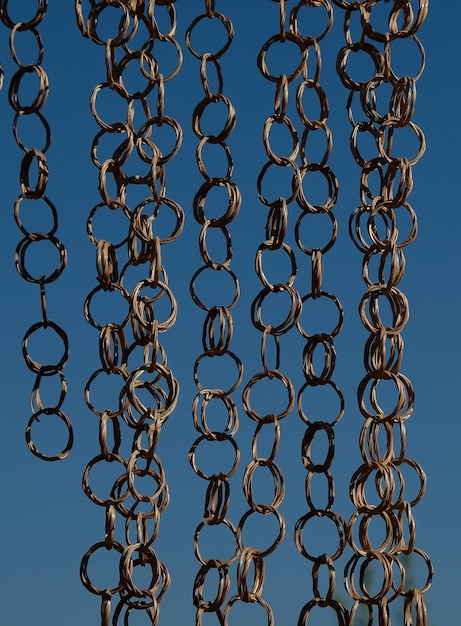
[289,1,348,623]
[232,1,308,621]
[332,1,432,623]
[186,3,242,624]
[76,1,183,623]
[0,0,73,461]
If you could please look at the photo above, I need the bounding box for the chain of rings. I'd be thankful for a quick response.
[186,2,243,624]
[284,1,349,624]
[0,0,73,461]
[332,1,432,623]
[76,2,183,624]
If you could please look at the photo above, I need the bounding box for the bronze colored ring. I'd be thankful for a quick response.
[294,509,346,562]
[257,32,308,83]
[194,350,243,397]
[301,421,335,472]
[13,110,50,152]
[223,594,274,626]
[237,506,285,558]
[242,460,285,512]
[26,407,73,461]
[0,0,47,30]
[297,379,345,426]
[192,389,238,438]
[22,319,69,374]
[8,64,49,113]
[262,114,299,165]
[194,518,239,566]
[189,433,240,480]
[80,540,125,595]
[289,0,333,43]
[82,453,129,506]
[193,560,230,611]
[186,11,234,61]
[243,370,295,423]
[191,265,240,312]
[14,193,57,238]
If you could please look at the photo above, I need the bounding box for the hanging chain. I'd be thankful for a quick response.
[76,1,183,623]
[1,0,73,461]
[289,1,348,623]
[186,3,242,624]
[333,1,432,623]
[232,1,309,621]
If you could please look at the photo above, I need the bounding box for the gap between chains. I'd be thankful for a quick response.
[1,1,431,625]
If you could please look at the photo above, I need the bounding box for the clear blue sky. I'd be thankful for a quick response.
[0,2,458,624]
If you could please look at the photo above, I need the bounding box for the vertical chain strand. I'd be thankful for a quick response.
[1,0,73,461]
[332,1,432,623]
[291,2,348,624]
[186,4,242,624]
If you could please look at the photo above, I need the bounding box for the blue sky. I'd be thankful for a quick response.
[0,2,459,624]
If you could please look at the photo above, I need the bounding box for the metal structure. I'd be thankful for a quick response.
[1,1,431,624]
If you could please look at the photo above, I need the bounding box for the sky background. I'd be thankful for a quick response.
[0,1,459,624]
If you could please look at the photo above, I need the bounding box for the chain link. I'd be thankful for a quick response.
[76,1,183,623]
[1,0,73,461]
[332,1,432,623]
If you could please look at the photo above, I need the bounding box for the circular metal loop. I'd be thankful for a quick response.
[294,510,347,562]
[262,114,299,165]
[125,363,179,423]
[84,283,131,330]
[14,193,57,238]
[82,453,129,506]
[336,41,384,91]
[251,417,281,465]
[194,351,243,397]
[193,178,241,227]
[185,11,234,61]
[298,379,345,426]
[80,540,125,596]
[13,110,50,152]
[15,233,67,284]
[297,291,344,339]
[251,284,302,335]
[190,265,240,312]
[255,241,297,291]
[224,594,274,626]
[301,421,335,472]
[22,320,69,375]
[8,64,49,113]
[198,221,233,269]
[242,460,285,513]
[289,0,334,43]
[193,93,236,144]
[257,159,301,207]
[193,560,230,612]
[194,518,239,566]
[26,408,73,461]
[196,137,233,181]
[237,506,285,558]
[298,597,348,626]
[202,306,233,356]
[84,1,138,46]
[236,547,266,602]
[0,0,48,29]
[243,370,295,423]
[192,389,239,438]
[31,368,67,413]
[189,434,240,481]
[257,32,308,83]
